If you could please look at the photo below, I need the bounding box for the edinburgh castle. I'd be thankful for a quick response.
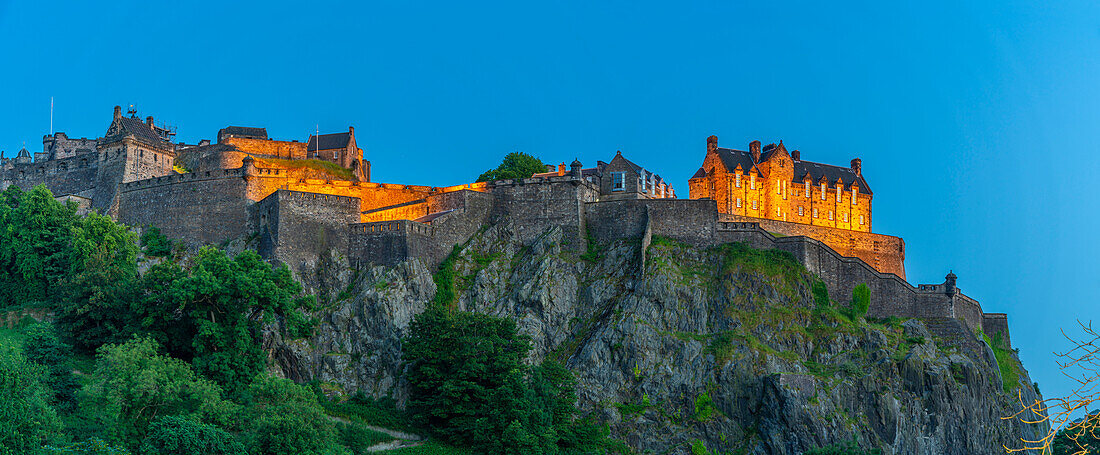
[0,105,1007,350]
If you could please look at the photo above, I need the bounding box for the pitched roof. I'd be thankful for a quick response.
[220,126,268,139]
[307,132,352,151]
[691,167,707,179]
[712,147,871,193]
[794,161,872,193]
[109,117,168,146]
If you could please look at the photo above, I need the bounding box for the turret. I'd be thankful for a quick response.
[570,158,582,177]
[945,271,957,296]
[750,140,761,162]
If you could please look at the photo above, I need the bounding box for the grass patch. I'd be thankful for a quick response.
[984,332,1021,393]
[323,394,418,434]
[338,421,396,453]
[257,157,356,180]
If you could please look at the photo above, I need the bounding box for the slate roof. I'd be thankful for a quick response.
[112,117,168,146]
[220,126,268,139]
[307,132,352,151]
[709,147,871,194]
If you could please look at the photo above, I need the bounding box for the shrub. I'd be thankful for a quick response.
[23,322,78,409]
[476,152,545,182]
[140,226,172,257]
[140,416,245,455]
[240,375,342,455]
[43,438,131,455]
[0,344,63,453]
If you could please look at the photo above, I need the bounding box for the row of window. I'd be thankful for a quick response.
[610,171,670,197]
[732,176,859,206]
[733,197,866,225]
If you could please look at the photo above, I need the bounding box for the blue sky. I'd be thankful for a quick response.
[2,1,1098,405]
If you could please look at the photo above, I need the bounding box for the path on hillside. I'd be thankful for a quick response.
[329,415,426,452]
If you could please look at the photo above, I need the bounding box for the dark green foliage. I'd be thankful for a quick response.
[140,416,245,455]
[136,248,318,393]
[24,322,79,410]
[0,344,63,454]
[43,438,131,455]
[812,280,830,306]
[806,440,882,455]
[432,246,461,307]
[403,307,610,454]
[77,337,238,449]
[323,392,415,432]
[139,226,172,257]
[0,185,78,307]
[851,284,870,319]
[476,152,545,182]
[239,375,342,455]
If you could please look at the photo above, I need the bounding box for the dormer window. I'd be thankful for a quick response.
[735,174,741,188]
[852,187,858,205]
[750,174,756,190]
[836,184,842,203]
[805,181,810,198]
[820,183,826,200]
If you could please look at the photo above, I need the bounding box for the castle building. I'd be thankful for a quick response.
[533,151,676,200]
[689,135,871,232]
[688,135,902,278]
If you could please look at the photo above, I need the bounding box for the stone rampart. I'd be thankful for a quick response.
[252,190,360,271]
[488,176,600,248]
[5,154,100,197]
[117,171,250,245]
[718,213,906,279]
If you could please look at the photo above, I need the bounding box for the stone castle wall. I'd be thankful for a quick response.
[253,190,361,272]
[4,153,99,197]
[221,137,309,160]
[719,213,906,279]
[116,169,250,245]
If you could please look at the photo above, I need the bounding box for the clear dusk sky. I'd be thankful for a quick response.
[2,1,1098,407]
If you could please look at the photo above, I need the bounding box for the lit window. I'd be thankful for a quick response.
[611,172,625,191]
[836,184,842,203]
[860,215,865,225]
[813,208,818,218]
[798,206,804,216]
[843,213,849,223]
[829,211,834,220]
[735,174,741,188]
[776,181,781,195]
[852,188,858,205]
[750,174,756,190]
[736,198,742,208]
[752,200,758,210]
[776,206,781,217]
[805,181,810,197]
[820,183,826,200]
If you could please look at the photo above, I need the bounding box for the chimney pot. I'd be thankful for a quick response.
[146,116,154,126]
[113,106,122,120]
[792,150,800,161]
[750,140,761,162]
[850,158,862,175]
[707,135,718,153]
[558,163,566,176]
[349,126,354,134]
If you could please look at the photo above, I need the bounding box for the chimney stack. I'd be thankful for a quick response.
[349,126,354,134]
[851,158,862,176]
[750,140,761,162]
[707,135,718,154]
[146,116,154,126]
[113,105,122,120]
[792,150,800,161]
[558,162,566,176]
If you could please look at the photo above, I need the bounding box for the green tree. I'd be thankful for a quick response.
[140,416,245,455]
[476,152,546,182]
[23,322,79,410]
[77,337,238,449]
[239,375,341,455]
[137,248,317,392]
[0,344,63,455]
[139,226,172,258]
[403,307,608,454]
[0,185,77,307]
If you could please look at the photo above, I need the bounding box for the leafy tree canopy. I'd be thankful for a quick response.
[140,416,245,455]
[239,375,341,455]
[476,152,546,182]
[0,344,63,454]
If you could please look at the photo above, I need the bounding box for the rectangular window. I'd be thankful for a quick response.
[843,213,849,223]
[611,172,625,191]
[805,181,810,197]
[829,211,834,220]
[852,188,858,205]
[736,198,742,208]
[820,183,826,200]
[836,184,842,203]
[776,206,781,217]
[776,181,781,195]
[813,208,818,218]
[860,215,865,225]
[735,174,741,188]
[752,200,758,210]
[750,174,756,190]
[798,206,804,216]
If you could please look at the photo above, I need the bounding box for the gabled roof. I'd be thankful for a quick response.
[220,126,268,140]
[714,148,762,176]
[107,117,168,146]
[307,132,352,151]
[691,167,706,179]
[794,161,871,194]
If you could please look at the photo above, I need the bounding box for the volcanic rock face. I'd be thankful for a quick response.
[275,223,1047,454]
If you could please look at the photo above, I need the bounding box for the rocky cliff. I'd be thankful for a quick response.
[273,222,1047,454]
